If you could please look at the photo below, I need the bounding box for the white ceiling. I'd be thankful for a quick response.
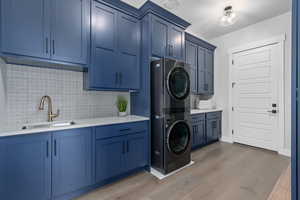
[121,0,292,39]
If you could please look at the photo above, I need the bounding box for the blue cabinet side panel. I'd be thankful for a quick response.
[292,0,299,199]
[0,134,51,200]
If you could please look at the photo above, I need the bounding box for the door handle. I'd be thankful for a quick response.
[54,139,57,156]
[52,40,55,55]
[127,141,129,153]
[46,38,49,54]
[267,110,278,114]
[46,141,49,158]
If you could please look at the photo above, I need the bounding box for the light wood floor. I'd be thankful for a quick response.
[268,165,291,200]
[76,142,290,200]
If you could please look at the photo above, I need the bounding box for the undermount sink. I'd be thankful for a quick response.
[21,121,76,130]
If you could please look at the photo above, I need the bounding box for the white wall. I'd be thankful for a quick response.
[210,12,292,151]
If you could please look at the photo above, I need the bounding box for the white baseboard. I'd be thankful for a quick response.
[221,136,233,143]
[278,148,291,157]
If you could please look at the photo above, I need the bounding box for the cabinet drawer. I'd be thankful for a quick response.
[191,114,205,123]
[206,111,222,120]
[95,121,148,140]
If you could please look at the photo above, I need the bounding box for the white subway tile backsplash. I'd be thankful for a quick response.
[0,61,130,130]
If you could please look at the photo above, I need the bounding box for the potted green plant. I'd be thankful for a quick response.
[116,96,128,117]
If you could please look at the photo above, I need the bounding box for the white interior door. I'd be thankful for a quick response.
[232,43,282,151]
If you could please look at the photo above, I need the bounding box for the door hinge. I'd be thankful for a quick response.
[232,107,234,111]
[232,130,234,135]
[232,60,234,65]
[232,82,236,88]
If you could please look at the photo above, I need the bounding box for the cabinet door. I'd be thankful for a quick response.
[51,0,88,64]
[118,13,140,90]
[125,133,148,171]
[191,124,199,149]
[52,128,92,197]
[151,16,168,57]
[168,24,184,60]
[205,50,214,94]
[1,0,50,58]
[95,136,125,183]
[186,41,198,93]
[206,119,220,143]
[90,2,118,89]
[0,134,51,200]
[197,47,206,94]
[192,120,206,148]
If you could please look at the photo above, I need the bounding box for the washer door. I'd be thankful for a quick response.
[167,121,191,155]
[167,67,190,100]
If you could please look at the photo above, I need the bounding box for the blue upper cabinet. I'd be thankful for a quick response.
[185,33,216,95]
[0,0,89,67]
[151,15,185,60]
[185,41,198,93]
[52,128,92,198]
[0,133,51,200]
[168,24,185,60]
[87,0,141,91]
[89,2,118,89]
[51,0,89,65]
[152,15,169,58]
[197,47,206,94]
[0,0,51,59]
[118,13,140,90]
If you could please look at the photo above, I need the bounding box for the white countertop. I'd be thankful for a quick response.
[0,115,149,138]
[191,108,223,115]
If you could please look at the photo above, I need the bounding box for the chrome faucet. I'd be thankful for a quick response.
[38,95,60,122]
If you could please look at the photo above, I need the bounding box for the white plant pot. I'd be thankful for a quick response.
[119,112,127,117]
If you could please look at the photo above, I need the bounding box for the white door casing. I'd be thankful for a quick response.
[228,35,285,152]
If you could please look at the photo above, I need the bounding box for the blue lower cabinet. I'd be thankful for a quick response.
[0,133,51,200]
[206,118,221,143]
[125,133,148,171]
[191,112,222,150]
[95,136,126,183]
[95,122,149,184]
[52,128,92,198]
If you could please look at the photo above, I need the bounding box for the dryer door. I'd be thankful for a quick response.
[167,120,191,155]
[167,67,190,101]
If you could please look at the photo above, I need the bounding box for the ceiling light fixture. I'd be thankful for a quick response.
[220,6,238,26]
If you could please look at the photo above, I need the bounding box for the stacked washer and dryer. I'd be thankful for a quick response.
[151,58,192,174]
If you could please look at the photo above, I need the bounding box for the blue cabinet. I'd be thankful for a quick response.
[206,112,222,143]
[0,133,51,200]
[191,112,222,150]
[52,128,92,198]
[88,1,140,90]
[0,0,89,67]
[191,114,206,149]
[1,0,51,59]
[95,121,149,184]
[185,33,216,95]
[151,15,185,60]
[90,2,118,89]
[118,13,140,90]
[186,41,198,93]
[95,136,126,183]
[152,16,168,58]
[51,0,89,64]
[125,133,148,171]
